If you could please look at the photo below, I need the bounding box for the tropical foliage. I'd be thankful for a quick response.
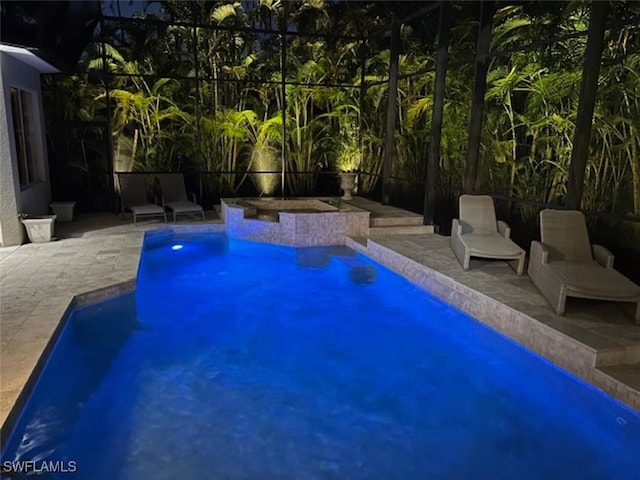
[44,0,639,228]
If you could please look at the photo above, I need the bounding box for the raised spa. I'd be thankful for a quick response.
[222,197,370,246]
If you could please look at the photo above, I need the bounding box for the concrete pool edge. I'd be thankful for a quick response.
[346,236,640,412]
[0,279,137,448]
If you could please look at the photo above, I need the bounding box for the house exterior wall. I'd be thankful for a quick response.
[0,52,52,246]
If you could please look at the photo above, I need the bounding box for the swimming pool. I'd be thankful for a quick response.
[2,232,639,479]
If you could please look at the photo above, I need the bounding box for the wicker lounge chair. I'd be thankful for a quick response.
[118,174,167,225]
[450,194,526,274]
[528,209,640,322]
[157,173,205,222]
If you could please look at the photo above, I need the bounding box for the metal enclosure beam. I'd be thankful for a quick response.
[100,16,116,212]
[381,18,401,205]
[423,1,452,225]
[192,13,203,198]
[565,0,609,210]
[358,41,367,152]
[280,9,288,197]
[463,1,494,194]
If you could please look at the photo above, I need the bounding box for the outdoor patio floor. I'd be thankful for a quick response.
[1,201,638,437]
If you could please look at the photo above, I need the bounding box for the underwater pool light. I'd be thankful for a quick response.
[171,244,184,251]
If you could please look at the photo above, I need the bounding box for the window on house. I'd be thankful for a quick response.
[10,87,41,187]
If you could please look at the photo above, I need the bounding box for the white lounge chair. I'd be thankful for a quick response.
[118,174,167,225]
[157,173,205,222]
[529,209,640,322]
[450,194,525,275]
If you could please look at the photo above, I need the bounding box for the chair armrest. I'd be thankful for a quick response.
[451,218,463,237]
[497,221,511,239]
[593,244,614,268]
[530,241,549,265]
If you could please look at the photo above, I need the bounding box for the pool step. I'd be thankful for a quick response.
[334,254,377,284]
[596,361,640,407]
[599,361,640,384]
[296,245,356,268]
[369,224,435,235]
[596,344,640,368]
[368,211,435,235]
[370,215,424,227]
[296,244,377,283]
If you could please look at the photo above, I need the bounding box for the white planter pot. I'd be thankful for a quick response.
[50,202,76,222]
[338,172,357,200]
[20,215,57,243]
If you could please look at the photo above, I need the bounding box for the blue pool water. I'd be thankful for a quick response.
[2,232,639,479]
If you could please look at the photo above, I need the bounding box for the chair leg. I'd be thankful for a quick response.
[450,234,469,270]
[463,253,470,270]
[554,288,567,316]
[509,252,526,275]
